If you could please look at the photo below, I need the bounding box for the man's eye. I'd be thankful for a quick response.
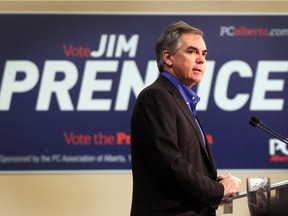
[187,50,196,54]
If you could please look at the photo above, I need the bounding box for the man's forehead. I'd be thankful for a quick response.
[180,33,207,49]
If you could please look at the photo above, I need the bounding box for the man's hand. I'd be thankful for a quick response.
[218,173,241,200]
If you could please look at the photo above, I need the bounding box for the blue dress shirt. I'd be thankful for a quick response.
[161,71,206,146]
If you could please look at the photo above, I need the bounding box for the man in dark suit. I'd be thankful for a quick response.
[130,21,241,216]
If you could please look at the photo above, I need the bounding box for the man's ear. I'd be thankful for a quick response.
[163,50,173,67]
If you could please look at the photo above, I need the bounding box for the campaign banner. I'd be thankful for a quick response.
[0,14,287,171]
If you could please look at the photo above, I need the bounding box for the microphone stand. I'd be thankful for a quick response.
[249,116,288,145]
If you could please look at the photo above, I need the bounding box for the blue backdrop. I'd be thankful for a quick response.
[0,14,287,171]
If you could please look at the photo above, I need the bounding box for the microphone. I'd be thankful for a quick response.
[249,116,288,145]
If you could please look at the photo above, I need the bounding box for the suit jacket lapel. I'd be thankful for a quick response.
[157,76,210,159]
[196,116,218,177]
[174,93,210,158]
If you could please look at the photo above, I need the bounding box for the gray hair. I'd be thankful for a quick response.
[155,21,204,72]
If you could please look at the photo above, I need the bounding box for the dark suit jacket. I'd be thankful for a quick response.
[130,75,224,216]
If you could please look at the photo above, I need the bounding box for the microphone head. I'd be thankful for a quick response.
[251,116,260,123]
[249,119,258,127]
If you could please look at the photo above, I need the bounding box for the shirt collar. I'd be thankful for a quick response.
[161,71,200,109]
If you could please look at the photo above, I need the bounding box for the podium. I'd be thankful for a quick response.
[222,180,288,215]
